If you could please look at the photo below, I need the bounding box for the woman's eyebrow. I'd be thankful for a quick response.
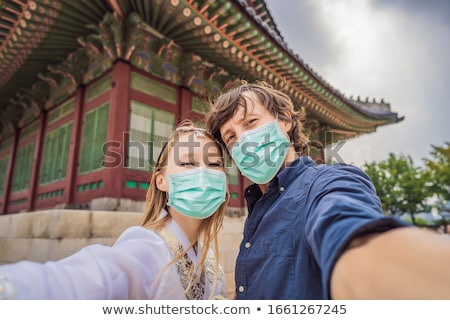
[221,127,233,138]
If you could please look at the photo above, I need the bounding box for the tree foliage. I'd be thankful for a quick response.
[423,142,450,233]
[423,142,450,205]
[363,142,449,228]
[363,153,432,225]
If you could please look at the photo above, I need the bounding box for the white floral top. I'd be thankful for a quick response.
[0,210,226,300]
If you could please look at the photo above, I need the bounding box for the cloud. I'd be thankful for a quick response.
[265,0,450,167]
[267,1,341,70]
[372,0,450,24]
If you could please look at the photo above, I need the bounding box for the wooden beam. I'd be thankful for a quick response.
[63,85,85,206]
[107,0,124,17]
[26,113,46,211]
[1,128,19,214]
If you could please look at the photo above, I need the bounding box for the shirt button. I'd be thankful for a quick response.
[245,242,251,248]
[280,186,285,192]
[238,286,245,293]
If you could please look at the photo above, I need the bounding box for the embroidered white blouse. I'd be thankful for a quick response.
[0,212,227,300]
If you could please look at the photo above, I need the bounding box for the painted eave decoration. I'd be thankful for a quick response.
[0,0,403,142]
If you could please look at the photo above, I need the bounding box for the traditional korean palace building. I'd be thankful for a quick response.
[0,0,403,215]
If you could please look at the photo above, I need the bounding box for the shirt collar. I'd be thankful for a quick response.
[244,156,316,214]
[160,209,200,265]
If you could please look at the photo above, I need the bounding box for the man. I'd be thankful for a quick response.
[206,81,450,299]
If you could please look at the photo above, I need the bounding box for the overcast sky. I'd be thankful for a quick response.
[265,0,450,168]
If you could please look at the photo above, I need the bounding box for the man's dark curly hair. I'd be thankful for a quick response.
[206,81,310,156]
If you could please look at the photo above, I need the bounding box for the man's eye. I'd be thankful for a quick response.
[180,162,194,166]
[245,118,257,126]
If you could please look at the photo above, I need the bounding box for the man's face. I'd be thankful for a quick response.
[219,91,291,151]
[219,91,275,150]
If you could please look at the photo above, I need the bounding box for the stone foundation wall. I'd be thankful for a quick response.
[0,209,245,298]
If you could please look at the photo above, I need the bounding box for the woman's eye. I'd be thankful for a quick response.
[225,135,235,146]
[180,162,194,166]
[209,162,223,167]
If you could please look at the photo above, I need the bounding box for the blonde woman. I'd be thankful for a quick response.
[0,121,229,299]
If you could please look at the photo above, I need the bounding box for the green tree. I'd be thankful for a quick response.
[423,142,450,233]
[363,153,432,225]
[423,142,450,203]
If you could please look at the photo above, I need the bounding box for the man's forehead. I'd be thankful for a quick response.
[220,101,267,132]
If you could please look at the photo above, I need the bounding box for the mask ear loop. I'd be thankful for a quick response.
[165,191,171,209]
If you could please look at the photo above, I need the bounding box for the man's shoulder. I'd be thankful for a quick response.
[299,161,371,189]
[304,162,376,197]
[314,162,366,177]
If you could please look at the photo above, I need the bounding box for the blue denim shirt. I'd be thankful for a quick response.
[235,157,409,299]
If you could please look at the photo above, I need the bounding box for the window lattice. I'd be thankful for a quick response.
[128,101,175,171]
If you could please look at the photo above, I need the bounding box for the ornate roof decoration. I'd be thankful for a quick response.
[235,0,285,42]
[0,0,403,141]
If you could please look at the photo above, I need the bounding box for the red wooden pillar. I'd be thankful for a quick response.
[103,60,131,198]
[64,86,85,205]
[1,128,20,214]
[27,113,47,212]
[179,87,191,123]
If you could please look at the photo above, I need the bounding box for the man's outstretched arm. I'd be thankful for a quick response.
[330,227,450,299]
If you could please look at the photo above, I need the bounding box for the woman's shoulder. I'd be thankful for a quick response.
[114,226,165,246]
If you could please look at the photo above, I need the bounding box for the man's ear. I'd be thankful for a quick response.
[155,172,168,192]
[279,110,293,133]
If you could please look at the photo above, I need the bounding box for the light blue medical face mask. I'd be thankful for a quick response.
[231,120,291,184]
[166,167,227,219]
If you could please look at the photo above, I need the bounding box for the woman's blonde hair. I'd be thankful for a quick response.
[140,120,229,298]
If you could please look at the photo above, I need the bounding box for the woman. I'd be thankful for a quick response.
[0,121,229,299]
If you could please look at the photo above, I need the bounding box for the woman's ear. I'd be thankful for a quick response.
[155,172,168,192]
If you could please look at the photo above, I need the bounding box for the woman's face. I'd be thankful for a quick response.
[156,132,225,191]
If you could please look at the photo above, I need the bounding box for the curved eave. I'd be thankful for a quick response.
[122,0,401,133]
[0,0,113,108]
[0,0,403,136]
[229,0,403,129]
[346,98,404,122]
[234,0,285,42]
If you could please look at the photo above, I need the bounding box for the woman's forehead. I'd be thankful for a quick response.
[170,133,221,156]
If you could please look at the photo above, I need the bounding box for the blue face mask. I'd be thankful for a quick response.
[166,167,227,219]
[231,120,291,184]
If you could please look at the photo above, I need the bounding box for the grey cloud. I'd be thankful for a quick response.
[263,0,450,167]
[372,0,450,23]
[265,0,341,71]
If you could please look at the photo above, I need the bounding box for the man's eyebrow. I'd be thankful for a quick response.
[220,108,257,137]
